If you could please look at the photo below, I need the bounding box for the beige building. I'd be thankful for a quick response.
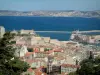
[20,29,35,34]
[0,26,5,38]
[42,37,50,43]
[61,64,80,74]
[31,37,42,45]
[50,39,61,46]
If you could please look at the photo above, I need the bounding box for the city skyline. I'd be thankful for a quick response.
[0,0,100,11]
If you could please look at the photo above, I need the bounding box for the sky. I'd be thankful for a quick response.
[0,0,100,11]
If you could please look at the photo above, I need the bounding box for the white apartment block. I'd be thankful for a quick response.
[0,26,5,38]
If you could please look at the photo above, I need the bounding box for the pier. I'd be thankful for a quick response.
[35,30,100,33]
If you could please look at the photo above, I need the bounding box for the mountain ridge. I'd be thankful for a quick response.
[0,10,100,18]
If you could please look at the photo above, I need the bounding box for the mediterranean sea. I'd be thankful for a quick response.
[0,16,100,41]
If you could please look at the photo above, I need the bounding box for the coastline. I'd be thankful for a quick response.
[0,15,100,19]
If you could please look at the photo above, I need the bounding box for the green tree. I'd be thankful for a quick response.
[0,32,29,75]
[69,72,77,75]
[77,57,100,75]
[78,62,95,75]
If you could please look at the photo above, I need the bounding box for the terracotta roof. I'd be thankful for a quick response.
[27,67,47,75]
[34,48,40,52]
[54,49,63,52]
[45,50,54,54]
[25,52,33,56]
[34,51,45,53]
[27,68,33,72]
[34,68,47,75]
[61,72,68,75]
[61,64,80,68]
[26,60,38,64]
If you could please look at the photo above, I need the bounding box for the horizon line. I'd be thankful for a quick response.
[0,9,100,12]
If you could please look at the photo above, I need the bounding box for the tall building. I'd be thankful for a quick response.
[47,56,53,74]
[0,26,5,38]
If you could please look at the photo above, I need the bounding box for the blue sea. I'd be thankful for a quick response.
[0,16,100,41]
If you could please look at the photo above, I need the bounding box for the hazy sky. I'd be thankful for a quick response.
[0,0,100,11]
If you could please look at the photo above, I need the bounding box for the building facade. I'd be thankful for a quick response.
[61,64,80,74]
[0,26,5,38]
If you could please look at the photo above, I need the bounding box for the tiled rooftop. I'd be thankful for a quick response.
[61,64,80,68]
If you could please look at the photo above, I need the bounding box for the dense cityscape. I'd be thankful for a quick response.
[0,26,100,75]
[0,0,100,75]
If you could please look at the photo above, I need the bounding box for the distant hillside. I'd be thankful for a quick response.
[0,10,100,18]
